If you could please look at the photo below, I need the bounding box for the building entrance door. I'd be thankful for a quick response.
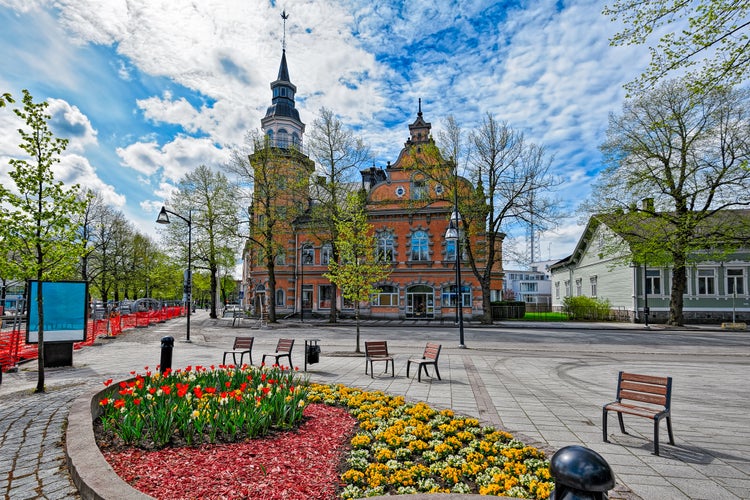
[406,285,434,318]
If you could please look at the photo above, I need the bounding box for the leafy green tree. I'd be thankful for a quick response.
[584,79,750,325]
[0,90,87,392]
[308,108,371,324]
[164,165,242,319]
[324,194,391,353]
[1,92,13,107]
[227,131,312,322]
[604,0,750,92]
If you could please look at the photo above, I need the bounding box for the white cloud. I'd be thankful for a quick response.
[56,154,126,207]
[116,135,230,182]
[46,98,98,151]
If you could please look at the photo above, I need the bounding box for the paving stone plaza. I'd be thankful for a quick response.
[1,311,748,499]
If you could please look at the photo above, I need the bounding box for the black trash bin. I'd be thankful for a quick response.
[304,339,320,371]
[307,344,320,364]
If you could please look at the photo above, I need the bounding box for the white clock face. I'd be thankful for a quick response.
[435,184,444,195]
[395,186,405,197]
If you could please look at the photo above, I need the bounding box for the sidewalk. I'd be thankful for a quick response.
[1,311,748,499]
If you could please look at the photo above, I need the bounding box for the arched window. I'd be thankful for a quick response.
[292,132,300,147]
[320,243,332,265]
[266,130,274,144]
[275,250,285,266]
[277,128,288,148]
[377,232,395,262]
[410,230,429,261]
[446,239,456,261]
[301,244,314,265]
[276,289,284,307]
[411,175,427,200]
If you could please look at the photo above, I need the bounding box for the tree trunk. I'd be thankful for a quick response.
[329,284,338,324]
[480,281,493,324]
[267,259,277,323]
[35,277,45,393]
[355,303,361,353]
[209,265,218,319]
[669,252,687,326]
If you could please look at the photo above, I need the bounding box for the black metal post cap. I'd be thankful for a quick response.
[550,445,615,492]
[161,336,175,346]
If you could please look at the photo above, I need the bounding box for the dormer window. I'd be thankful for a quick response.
[280,88,287,97]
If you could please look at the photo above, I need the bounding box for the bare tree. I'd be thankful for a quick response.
[306,108,370,323]
[584,79,750,325]
[464,114,560,324]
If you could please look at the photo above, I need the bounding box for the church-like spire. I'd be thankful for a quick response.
[407,98,431,146]
[261,10,305,149]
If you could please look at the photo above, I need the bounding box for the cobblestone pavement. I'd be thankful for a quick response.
[1,311,749,499]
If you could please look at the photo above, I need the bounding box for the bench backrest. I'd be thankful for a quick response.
[616,371,672,410]
[422,342,441,361]
[275,338,294,353]
[233,337,254,350]
[365,341,389,358]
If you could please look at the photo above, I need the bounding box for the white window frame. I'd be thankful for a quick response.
[697,268,716,296]
[726,268,745,296]
[410,230,429,261]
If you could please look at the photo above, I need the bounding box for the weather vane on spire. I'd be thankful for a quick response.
[281,10,289,51]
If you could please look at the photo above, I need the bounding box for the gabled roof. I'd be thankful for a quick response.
[550,209,750,271]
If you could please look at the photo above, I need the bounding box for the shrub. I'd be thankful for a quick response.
[562,296,612,320]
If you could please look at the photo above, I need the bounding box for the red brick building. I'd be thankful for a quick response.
[241,51,504,320]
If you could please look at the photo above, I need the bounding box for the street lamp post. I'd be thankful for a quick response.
[156,206,192,342]
[643,260,650,328]
[299,244,304,323]
[445,208,466,348]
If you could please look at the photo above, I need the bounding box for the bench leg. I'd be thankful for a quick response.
[617,412,627,434]
[666,417,675,445]
[406,360,412,378]
[653,417,660,456]
[223,353,228,365]
[602,407,609,442]
[433,363,441,381]
[389,359,394,377]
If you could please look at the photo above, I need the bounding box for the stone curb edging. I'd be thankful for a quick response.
[65,386,153,500]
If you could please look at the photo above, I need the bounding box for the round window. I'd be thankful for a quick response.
[435,184,444,195]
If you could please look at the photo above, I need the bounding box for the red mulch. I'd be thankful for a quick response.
[101,404,357,499]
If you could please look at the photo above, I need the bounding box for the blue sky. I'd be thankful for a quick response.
[0,0,651,268]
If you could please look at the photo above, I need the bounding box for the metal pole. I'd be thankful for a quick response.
[300,245,304,323]
[456,226,465,348]
[186,210,192,342]
[644,261,649,328]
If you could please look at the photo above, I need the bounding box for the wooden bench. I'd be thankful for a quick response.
[365,341,394,378]
[222,337,254,366]
[406,343,442,382]
[603,371,675,456]
[262,338,294,367]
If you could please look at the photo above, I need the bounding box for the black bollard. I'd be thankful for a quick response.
[160,336,174,374]
[550,445,615,499]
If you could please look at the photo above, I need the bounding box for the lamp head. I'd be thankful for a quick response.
[445,219,458,241]
[156,206,170,224]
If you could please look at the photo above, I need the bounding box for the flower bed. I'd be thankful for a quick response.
[308,383,553,499]
[97,367,553,499]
